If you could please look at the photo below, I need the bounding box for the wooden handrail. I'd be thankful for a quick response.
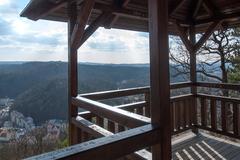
[72,116,152,160]
[115,101,147,110]
[72,96,150,128]
[80,82,193,100]
[171,94,193,102]
[25,124,159,160]
[197,93,240,103]
[196,82,240,91]
[171,81,192,89]
[77,101,147,120]
[80,86,149,100]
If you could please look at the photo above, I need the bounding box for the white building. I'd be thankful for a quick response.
[10,111,35,131]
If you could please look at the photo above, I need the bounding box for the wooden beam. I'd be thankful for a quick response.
[72,96,150,128]
[175,23,194,52]
[94,3,189,25]
[72,116,152,160]
[80,86,149,100]
[193,0,203,19]
[195,11,240,25]
[194,20,221,52]
[196,82,240,91]
[148,0,171,159]
[68,1,79,145]
[189,26,198,133]
[169,0,187,16]
[202,0,220,17]
[20,0,67,20]
[25,125,159,160]
[71,0,95,50]
[78,12,110,47]
[104,0,131,28]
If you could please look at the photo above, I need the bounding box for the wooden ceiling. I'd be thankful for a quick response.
[21,0,240,34]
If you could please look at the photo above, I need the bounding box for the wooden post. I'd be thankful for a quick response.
[149,0,171,159]
[68,2,80,145]
[189,26,198,134]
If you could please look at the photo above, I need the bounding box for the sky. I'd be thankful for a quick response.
[0,0,150,64]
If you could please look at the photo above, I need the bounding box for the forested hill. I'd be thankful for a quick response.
[0,62,184,124]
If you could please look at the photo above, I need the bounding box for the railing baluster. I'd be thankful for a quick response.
[221,101,227,132]
[210,98,217,130]
[176,101,181,131]
[186,98,190,127]
[144,92,150,117]
[96,116,104,128]
[108,120,116,133]
[233,103,239,136]
[182,99,188,129]
[171,102,174,134]
[201,97,207,127]
[136,107,143,115]
[118,124,125,132]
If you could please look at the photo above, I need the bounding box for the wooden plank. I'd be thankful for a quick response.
[105,0,131,28]
[196,82,240,91]
[180,101,185,129]
[175,102,181,131]
[72,96,150,128]
[169,0,187,16]
[71,0,95,50]
[96,116,104,128]
[221,101,227,132]
[25,124,159,160]
[189,26,198,132]
[116,101,146,111]
[144,93,150,117]
[170,81,192,89]
[108,120,116,133]
[201,97,207,127]
[171,102,174,134]
[197,93,240,103]
[79,12,111,47]
[72,116,113,138]
[118,124,126,132]
[20,0,67,20]
[210,98,217,130]
[149,0,171,159]
[175,23,194,52]
[68,1,79,145]
[233,103,239,136]
[80,86,149,100]
[194,20,221,52]
[81,83,192,101]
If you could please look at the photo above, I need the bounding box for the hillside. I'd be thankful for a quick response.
[0,62,184,124]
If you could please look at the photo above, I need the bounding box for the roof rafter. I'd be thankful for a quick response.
[104,0,131,29]
[20,0,68,20]
[194,20,222,52]
[71,0,95,50]
[78,12,111,48]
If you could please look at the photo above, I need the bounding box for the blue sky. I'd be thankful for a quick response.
[0,0,150,64]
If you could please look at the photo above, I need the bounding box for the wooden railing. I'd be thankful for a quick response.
[77,82,194,142]
[25,82,240,159]
[195,82,240,139]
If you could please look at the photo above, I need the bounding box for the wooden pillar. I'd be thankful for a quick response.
[149,0,171,159]
[68,2,80,145]
[189,26,198,134]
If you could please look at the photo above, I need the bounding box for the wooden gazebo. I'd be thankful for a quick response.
[21,0,240,159]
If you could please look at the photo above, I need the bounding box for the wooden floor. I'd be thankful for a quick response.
[172,132,240,160]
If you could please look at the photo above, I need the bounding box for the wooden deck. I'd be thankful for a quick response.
[172,132,240,160]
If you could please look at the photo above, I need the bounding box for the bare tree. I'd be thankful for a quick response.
[170,28,240,84]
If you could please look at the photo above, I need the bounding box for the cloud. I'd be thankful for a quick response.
[0,1,150,64]
[0,19,13,35]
